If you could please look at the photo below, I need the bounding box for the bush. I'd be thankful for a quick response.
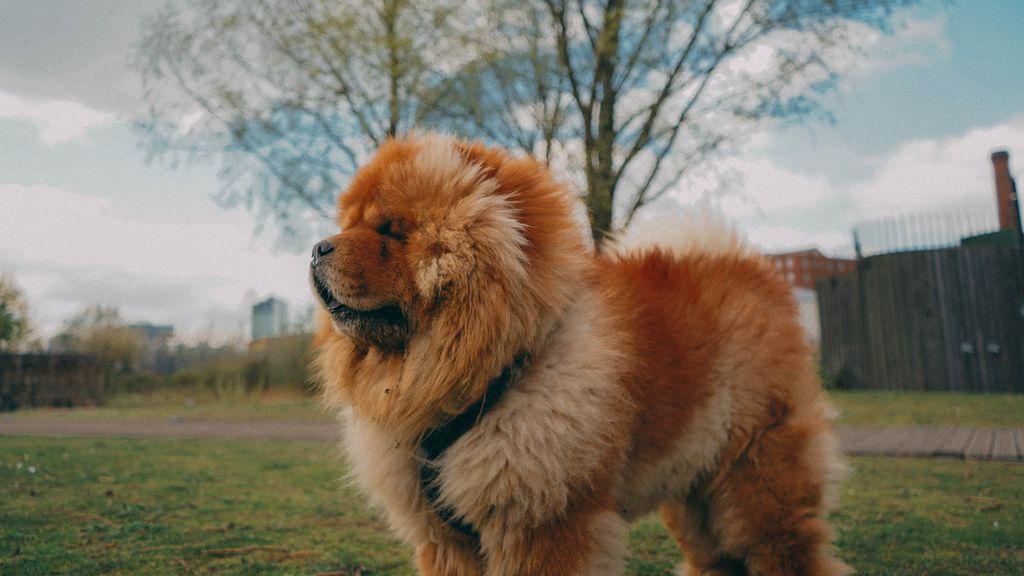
[107,334,316,398]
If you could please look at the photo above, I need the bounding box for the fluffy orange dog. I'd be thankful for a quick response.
[311,133,848,575]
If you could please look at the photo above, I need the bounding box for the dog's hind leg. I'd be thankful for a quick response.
[660,500,744,576]
[661,409,849,576]
[704,418,850,576]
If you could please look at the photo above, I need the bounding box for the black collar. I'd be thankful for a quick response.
[417,352,531,539]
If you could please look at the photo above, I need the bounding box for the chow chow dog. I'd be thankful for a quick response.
[311,133,848,575]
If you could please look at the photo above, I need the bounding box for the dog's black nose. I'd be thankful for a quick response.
[312,239,335,265]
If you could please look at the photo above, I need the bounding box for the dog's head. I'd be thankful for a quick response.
[310,135,509,351]
[311,134,588,433]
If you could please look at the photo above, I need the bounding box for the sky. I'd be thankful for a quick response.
[1,0,1022,343]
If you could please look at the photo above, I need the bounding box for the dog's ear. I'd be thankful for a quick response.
[412,224,475,304]
[412,140,525,305]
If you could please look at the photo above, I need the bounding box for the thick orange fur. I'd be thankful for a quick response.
[313,134,849,575]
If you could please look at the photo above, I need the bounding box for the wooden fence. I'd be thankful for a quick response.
[0,354,104,411]
[817,247,1024,392]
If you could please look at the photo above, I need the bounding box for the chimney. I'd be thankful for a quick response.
[992,150,1021,242]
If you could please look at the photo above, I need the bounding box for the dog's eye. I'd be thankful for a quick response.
[377,219,405,241]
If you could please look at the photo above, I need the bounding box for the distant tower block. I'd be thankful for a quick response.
[252,297,289,340]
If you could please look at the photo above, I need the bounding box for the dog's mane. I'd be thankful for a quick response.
[315,135,589,439]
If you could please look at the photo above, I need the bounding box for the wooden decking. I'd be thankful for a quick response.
[839,426,1024,462]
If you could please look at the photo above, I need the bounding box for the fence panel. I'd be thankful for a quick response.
[818,247,1024,392]
[0,354,104,411]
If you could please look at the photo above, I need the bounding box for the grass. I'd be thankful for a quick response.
[2,436,1021,575]
[836,457,1024,574]
[0,436,394,576]
[828,390,1024,427]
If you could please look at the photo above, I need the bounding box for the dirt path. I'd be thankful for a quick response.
[1,416,1022,462]
[0,417,339,442]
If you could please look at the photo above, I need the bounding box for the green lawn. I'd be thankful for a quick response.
[828,390,1024,427]
[2,436,1021,575]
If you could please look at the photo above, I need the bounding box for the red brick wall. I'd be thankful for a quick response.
[767,250,855,290]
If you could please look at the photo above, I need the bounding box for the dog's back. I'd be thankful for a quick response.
[599,216,850,575]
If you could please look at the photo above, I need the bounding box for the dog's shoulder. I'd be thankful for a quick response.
[432,289,634,530]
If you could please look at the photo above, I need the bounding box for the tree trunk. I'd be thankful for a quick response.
[588,174,615,246]
[588,0,623,249]
[384,0,401,137]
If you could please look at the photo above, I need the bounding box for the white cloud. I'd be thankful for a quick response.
[710,0,745,32]
[725,44,777,77]
[745,225,851,255]
[849,114,1024,218]
[660,114,1024,257]
[728,158,831,212]
[0,0,163,114]
[0,183,313,340]
[852,11,952,76]
[717,6,950,106]
[0,91,114,145]
[798,8,952,84]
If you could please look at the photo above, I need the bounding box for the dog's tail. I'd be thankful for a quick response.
[607,202,751,259]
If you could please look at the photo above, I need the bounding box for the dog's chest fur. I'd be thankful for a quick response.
[341,290,644,535]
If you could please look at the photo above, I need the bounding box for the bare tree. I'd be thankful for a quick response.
[54,306,143,374]
[422,1,571,168]
[134,0,470,246]
[136,0,913,247]
[434,0,915,244]
[0,273,32,352]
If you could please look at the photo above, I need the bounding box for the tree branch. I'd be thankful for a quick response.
[616,0,757,226]
[164,53,331,219]
[612,0,718,188]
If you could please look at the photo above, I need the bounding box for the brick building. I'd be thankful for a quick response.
[766,249,855,290]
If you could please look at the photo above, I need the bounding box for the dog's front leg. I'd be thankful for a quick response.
[415,534,484,576]
[480,504,628,576]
